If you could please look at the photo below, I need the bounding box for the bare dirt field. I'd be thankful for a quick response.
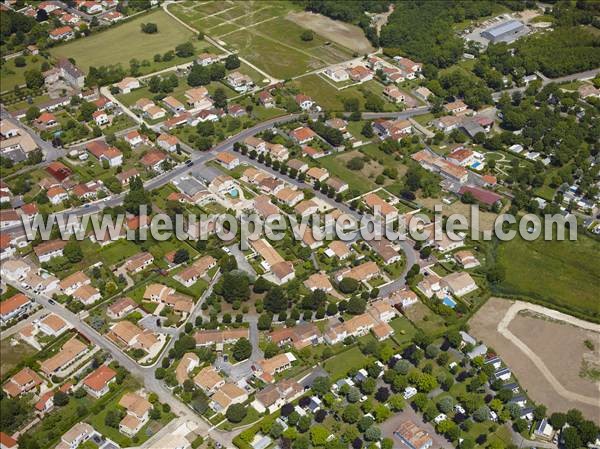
[286,11,375,54]
[470,297,600,422]
[416,195,500,232]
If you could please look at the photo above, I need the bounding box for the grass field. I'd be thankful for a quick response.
[0,338,37,378]
[49,10,216,74]
[0,54,50,92]
[496,233,600,319]
[323,346,369,380]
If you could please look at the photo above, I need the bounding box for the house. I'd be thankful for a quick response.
[47,186,69,205]
[258,90,275,108]
[252,379,303,414]
[124,130,145,147]
[383,85,405,103]
[210,383,248,412]
[324,240,351,260]
[386,288,418,309]
[196,53,218,66]
[80,1,103,14]
[116,168,140,186]
[194,366,225,395]
[268,322,322,350]
[454,250,480,269]
[34,240,66,263]
[46,161,72,181]
[369,238,401,264]
[108,321,160,354]
[324,67,350,82]
[417,273,441,298]
[325,118,347,132]
[194,328,249,346]
[324,177,348,194]
[0,209,20,228]
[215,152,239,170]
[363,193,397,221]
[294,94,314,110]
[0,234,16,260]
[40,336,88,376]
[447,148,475,167]
[163,96,186,114]
[141,150,168,172]
[56,422,94,449]
[368,301,397,322]
[228,104,246,117]
[250,239,295,285]
[72,284,102,305]
[146,105,166,120]
[86,141,123,167]
[34,112,58,130]
[286,158,309,173]
[185,87,213,110]
[0,433,17,449]
[59,271,90,295]
[373,118,412,140]
[107,297,137,320]
[256,352,296,379]
[49,25,74,40]
[143,284,173,302]
[274,187,303,207]
[294,200,319,217]
[265,142,288,161]
[92,110,109,126]
[444,100,468,115]
[494,367,512,382]
[176,353,199,385]
[468,343,488,360]
[119,392,152,436]
[458,186,502,208]
[227,71,254,92]
[157,134,179,153]
[1,259,32,281]
[394,421,432,449]
[346,65,373,82]
[302,145,325,159]
[414,86,433,101]
[336,261,380,283]
[2,367,42,397]
[289,126,317,144]
[116,77,140,94]
[305,167,329,183]
[534,419,554,442]
[83,365,117,398]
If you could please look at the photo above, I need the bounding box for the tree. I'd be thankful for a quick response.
[473,405,490,422]
[264,286,287,313]
[364,426,381,441]
[342,404,361,423]
[64,241,83,263]
[175,42,194,57]
[375,387,389,402]
[361,122,373,138]
[264,342,280,359]
[213,87,227,108]
[232,338,252,362]
[346,296,366,314]
[347,157,365,170]
[188,64,211,86]
[310,425,329,446]
[549,412,567,429]
[123,176,151,215]
[220,272,250,303]
[173,249,189,264]
[141,22,158,33]
[388,394,405,411]
[105,409,122,427]
[226,403,247,423]
[339,277,359,294]
[257,312,273,330]
[225,54,241,70]
[312,376,331,396]
[300,30,314,41]
[53,391,69,406]
[25,107,41,122]
[24,69,44,89]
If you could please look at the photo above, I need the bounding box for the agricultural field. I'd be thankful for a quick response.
[470,297,600,421]
[168,0,355,79]
[50,9,217,74]
[495,233,600,320]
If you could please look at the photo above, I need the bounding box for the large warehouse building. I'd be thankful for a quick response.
[481,20,528,43]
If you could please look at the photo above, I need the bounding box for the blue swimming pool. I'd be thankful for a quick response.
[442,296,457,308]
[471,161,482,169]
[230,188,239,198]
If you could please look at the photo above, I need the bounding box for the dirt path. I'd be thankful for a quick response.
[498,301,600,407]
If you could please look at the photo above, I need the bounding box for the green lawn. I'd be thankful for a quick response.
[318,153,376,194]
[0,54,51,92]
[496,233,600,320]
[49,9,217,74]
[323,346,369,380]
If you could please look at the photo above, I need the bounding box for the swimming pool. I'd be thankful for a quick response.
[442,296,457,308]
[230,188,239,198]
[471,161,482,169]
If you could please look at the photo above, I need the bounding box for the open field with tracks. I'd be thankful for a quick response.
[470,297,600,421]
